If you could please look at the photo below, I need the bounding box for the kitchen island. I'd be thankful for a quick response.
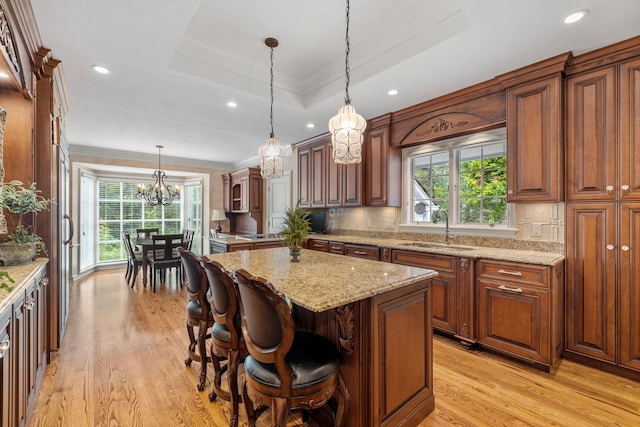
[205,247,438,427]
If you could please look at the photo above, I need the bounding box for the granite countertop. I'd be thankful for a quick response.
[305,235,565,266]
[0,258,48,313]
[204,247,437,312]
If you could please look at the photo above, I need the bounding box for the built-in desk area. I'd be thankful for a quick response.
[205,247,438,426]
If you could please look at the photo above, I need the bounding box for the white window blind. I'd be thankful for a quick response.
[79,175,95,271]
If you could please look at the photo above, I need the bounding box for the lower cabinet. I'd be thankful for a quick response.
[476,259,564,371]
[0,307,11,427]
[344,243,379,260]
[209,240,284,254]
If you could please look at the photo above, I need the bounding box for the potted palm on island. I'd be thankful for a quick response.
[0,180,50,265]
[280,203,310,262]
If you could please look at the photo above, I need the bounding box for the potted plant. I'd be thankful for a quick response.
[280,203,310,262]
[0,180,50,265]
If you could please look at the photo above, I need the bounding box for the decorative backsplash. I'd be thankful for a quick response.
[322,203,565,253]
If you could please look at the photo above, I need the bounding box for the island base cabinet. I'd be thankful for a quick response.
[0,309,11,427]
[294,279,434,427]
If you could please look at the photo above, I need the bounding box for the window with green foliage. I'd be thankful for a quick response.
[98,180,182,262]
[404,129,509,229]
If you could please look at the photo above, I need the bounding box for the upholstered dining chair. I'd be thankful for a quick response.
[232,269,349,427]
[182,229,195,251]
[149,233,184,291]
[201,256,248,427]
[178,247,214,391]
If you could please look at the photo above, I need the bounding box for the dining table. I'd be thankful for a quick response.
[134,235,183,285]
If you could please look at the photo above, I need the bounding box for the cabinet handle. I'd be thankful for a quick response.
[0,340,9,358]
[498,284,523,293]
[313,244,324,248]
[606,185,614,192]
[41,277,49,286]
[497,269,522,276]
[23,300,35,310]
[621,184,630,191]
[354,251,367,255]
[621,245,630,251]
[606,244,615,251]
[330,246,341,250]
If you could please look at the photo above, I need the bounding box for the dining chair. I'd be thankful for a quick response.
[232,269,349,427]
[122,233,143,286]
[182,229,195,251]
[149,233,184,292]
[136,227,159,240]
[201,255,248,427]
[178,247,214,391]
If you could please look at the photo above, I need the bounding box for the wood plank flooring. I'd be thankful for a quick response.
[27,269,640,427]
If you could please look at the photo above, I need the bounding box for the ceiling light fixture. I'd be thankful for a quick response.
[258,37,285,179]
[227,101,238,108]
[328,0,367,165]
[92,65,110,74]
[137,145,180,207]
[564,10,588,24]
[388,89,398,96]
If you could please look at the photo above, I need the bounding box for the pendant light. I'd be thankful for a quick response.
[258,37,285,178]
[136,145,180,207]
[328,0,367,164]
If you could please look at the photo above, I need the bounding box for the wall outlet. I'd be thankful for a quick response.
[367,218,373,228]
[531,222,542,237]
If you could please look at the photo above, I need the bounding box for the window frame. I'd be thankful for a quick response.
[400,128,516,239]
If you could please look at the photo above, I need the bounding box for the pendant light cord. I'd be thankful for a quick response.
[269,45,275,138]
[344,0,352,105]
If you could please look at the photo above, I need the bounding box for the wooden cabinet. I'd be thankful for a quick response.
[566,202,640,375]
[328,241,344,255]
[298,135,362,208]
[476,259,564,370]
[0,304,12,427]
[222,174,231,212]
[364,114,400,207]
[566,57,640,201]
[344,243,379,261]
[229,168,262,213]
[391,250,476,344]
[506,75,563,201]
[306,238,329,252]
[209,240,284,254]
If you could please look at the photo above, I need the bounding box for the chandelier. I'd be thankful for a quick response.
[258,37,286,178]
[328,0,367,164]
[137,145,180,207]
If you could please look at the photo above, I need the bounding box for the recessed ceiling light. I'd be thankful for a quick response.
[387,89,398,96]
[227,101,238,108]
[564,10,588,24]
[306,123,315,128]
[92,65,110,74]
[0,71,9,79]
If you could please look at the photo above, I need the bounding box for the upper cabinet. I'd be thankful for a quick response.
[223,167,262,214]
[498,53,569,202]
[297,134,362,208]
[566,47,640,201]
[364,114,400,207]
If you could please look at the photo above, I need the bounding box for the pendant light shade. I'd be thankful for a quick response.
[329,0,367,164]
[259,37,285,178]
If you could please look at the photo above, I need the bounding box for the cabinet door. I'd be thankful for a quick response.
[240,176,249,211]
[364,124,400,207]
[326,143,342,207]
[0,309,11,427]
[222,174,231,212]
[343,162,362,206]
[12,293,27,426]
[477,279,549,364]
[619,202,640,371]
[310,143,326,207]
[566,67,617,201]
[619,58,640,201]
[506,76,562,202]
[297,146,311,208]
[566,203,617,363]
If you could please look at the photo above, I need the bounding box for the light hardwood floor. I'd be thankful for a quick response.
[27,269,640,427]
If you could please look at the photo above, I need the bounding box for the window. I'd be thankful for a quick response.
[97,179,182,262]
[402,128,512,235]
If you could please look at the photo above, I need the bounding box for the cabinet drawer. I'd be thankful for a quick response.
[254,241,284,249]
[344,244,379,260]
[227,243,254,252]
[307,239,329,252]
[391,249,456,273]
[477,260,548,288]
[328,241,345,254]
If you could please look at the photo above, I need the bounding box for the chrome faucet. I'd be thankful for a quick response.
[435,209,452,244]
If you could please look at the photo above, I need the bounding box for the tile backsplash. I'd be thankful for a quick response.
[323,203,565,252]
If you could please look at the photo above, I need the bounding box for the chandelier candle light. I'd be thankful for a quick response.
[137,145,180,207]
[258,37,286,178]
[328,0,367,164]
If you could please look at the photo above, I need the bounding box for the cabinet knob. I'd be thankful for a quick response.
[0,340,9,359]
[621,245,630,251]
[606,244,615,250]
[507,189,513,195]
[621,184,630,191]
[23,300,34,310]
[606,185,614,192]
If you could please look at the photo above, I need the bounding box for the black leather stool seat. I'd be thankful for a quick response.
[244,331,339,389]
[187,300,212,318]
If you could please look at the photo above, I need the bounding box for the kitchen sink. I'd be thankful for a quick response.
[400,242,475,251]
